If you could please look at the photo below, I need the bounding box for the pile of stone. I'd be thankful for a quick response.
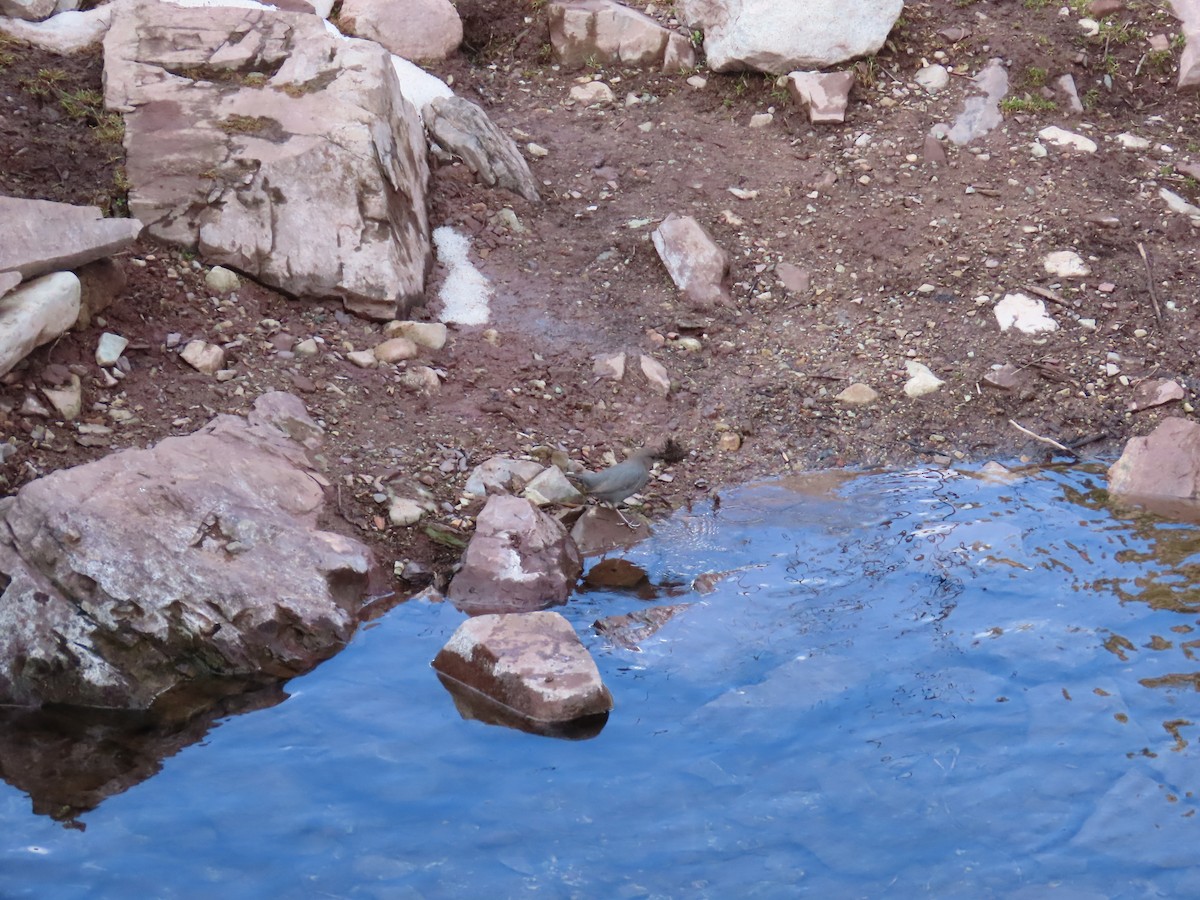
[0,197,141,392]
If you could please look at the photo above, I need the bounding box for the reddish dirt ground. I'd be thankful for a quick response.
[2,0,1199,591]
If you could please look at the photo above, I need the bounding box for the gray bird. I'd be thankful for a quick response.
[568,447,661,527]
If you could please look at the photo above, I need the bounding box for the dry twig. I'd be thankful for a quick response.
[1009,419,1077,457]
[1136,242,1165,325]
[1022,283,1072,308]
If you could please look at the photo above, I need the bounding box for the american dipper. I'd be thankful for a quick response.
[569,447,661,527]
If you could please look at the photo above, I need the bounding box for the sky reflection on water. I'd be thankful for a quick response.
[3,463,1200,898]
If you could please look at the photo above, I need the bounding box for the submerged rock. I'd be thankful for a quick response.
[594,604,689,650]
[432,611,613,725]
[0,392,375,709]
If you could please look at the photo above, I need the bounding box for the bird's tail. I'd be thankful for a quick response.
[566,470,598,491]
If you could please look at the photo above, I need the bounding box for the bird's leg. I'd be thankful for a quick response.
[611,503,642,529]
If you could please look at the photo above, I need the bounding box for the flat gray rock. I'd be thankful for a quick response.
[0,197,142,283]
[424,96,540,202]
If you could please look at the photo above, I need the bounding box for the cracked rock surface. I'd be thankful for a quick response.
[103,0,431,320]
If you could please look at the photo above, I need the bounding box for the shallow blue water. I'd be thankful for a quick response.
[4,464,1200,898]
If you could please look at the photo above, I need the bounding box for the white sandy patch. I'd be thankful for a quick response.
[994,292,1059,335]
[391,56,454,124]
[0,6,112,54]
[433,226,491,326]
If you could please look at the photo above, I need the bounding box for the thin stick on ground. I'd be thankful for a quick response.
[1022,283,1072,308]
[1009,419,1078,457]
[1136,241,1165,326]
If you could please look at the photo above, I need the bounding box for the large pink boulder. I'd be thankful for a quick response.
[447,495,583,615]
[0,393,375,709]
[1108,417,1200,500]
[339,0,462,61]
[104,0,432,321]
[433,611,613,724]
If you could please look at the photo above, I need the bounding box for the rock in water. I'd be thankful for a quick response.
[433,611,613,725]
[1108,418,1200,501]
[0,392,375,709]
[447,495,583,615]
